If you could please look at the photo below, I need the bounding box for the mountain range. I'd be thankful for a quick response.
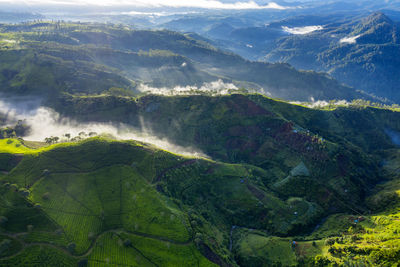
[179,12,400,103]
[0,22,361,101]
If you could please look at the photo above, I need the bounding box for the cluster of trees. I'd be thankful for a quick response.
[0,120,30,139]
[0,239,11,255]
[44,131,98,144]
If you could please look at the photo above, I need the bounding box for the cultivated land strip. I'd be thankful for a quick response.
[0,160,195,263]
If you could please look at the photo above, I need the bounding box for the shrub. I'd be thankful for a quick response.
[123,239,132,247]
[0,216,8,226]
[0,239,11,254]
[78,259,88,267]
[325,238,335,246]
[67,242,76,253]
[10,184,18,191]
[88,232,95,241]
[42,192,50,200]
[55,229,63,236]
[18,188,30,197]
[312,255,331,266]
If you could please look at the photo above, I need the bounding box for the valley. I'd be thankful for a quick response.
[0,1,400,265]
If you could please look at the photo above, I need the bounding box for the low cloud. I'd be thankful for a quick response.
[290,99,349,108]
[385,128,400,146]
[138,79,242,95]
[340,35,361,44]
[0,97,207,158]
[282,25,323,35]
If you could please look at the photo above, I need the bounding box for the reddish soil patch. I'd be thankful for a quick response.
[337,154,348,176]
[227,95,272,116]
[246,183,265,201]
[153,159,197,183]
[200,243,232,267]
[272,122,329,162]
[295,243,312,258]
[205,167,215,174]
[226,125,263,137]
[225,138,259,153]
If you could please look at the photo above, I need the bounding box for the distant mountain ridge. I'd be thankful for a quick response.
[260,12,400,102]
[0,21,363,101]
[174,11,400,102]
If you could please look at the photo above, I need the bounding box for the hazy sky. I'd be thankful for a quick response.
[0,0,289,9]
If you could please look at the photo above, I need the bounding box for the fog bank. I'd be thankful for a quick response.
[0,97,207,158]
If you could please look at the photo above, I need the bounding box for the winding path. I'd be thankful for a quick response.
[0,227,193,262]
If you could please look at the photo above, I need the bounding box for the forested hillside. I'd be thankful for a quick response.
[0,21,360,101]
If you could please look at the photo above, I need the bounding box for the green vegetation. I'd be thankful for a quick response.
[263,12,400,102]
[0,20,399,264]
[0,138,222,265]
[0,139,31,154]
[0,21,360,102]
[0,123,398,265]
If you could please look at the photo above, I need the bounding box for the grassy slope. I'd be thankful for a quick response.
[1,95,399,265]
[56,93,396,212]
[0,138,223,266]
[48,94,400,265]
[0,135,383,266]
[0,139,32,154]
[234,150,400,266]
[0,136,330,265]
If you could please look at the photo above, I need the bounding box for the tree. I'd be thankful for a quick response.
[78,259,88,267]
[0,239,11,254]
[67,242,76,253]
[0,216,8,227]
[42,192,50,200]
[123,239,132,247]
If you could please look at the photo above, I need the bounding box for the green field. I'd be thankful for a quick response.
[0,138,219,266]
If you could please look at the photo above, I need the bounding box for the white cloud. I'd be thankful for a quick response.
[0,0,291,10]
[340,34,361,44]
[282,25,323,35]
[137,79,240,95]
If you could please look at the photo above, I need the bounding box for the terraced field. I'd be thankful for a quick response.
[0,138,218,266]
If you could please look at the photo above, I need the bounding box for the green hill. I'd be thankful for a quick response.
[1,93,399,265]
[0,21,361,101]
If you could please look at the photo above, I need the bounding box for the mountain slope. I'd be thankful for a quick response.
[0,21,362,101]
[262,12,400,102]
[0,93,400,265]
